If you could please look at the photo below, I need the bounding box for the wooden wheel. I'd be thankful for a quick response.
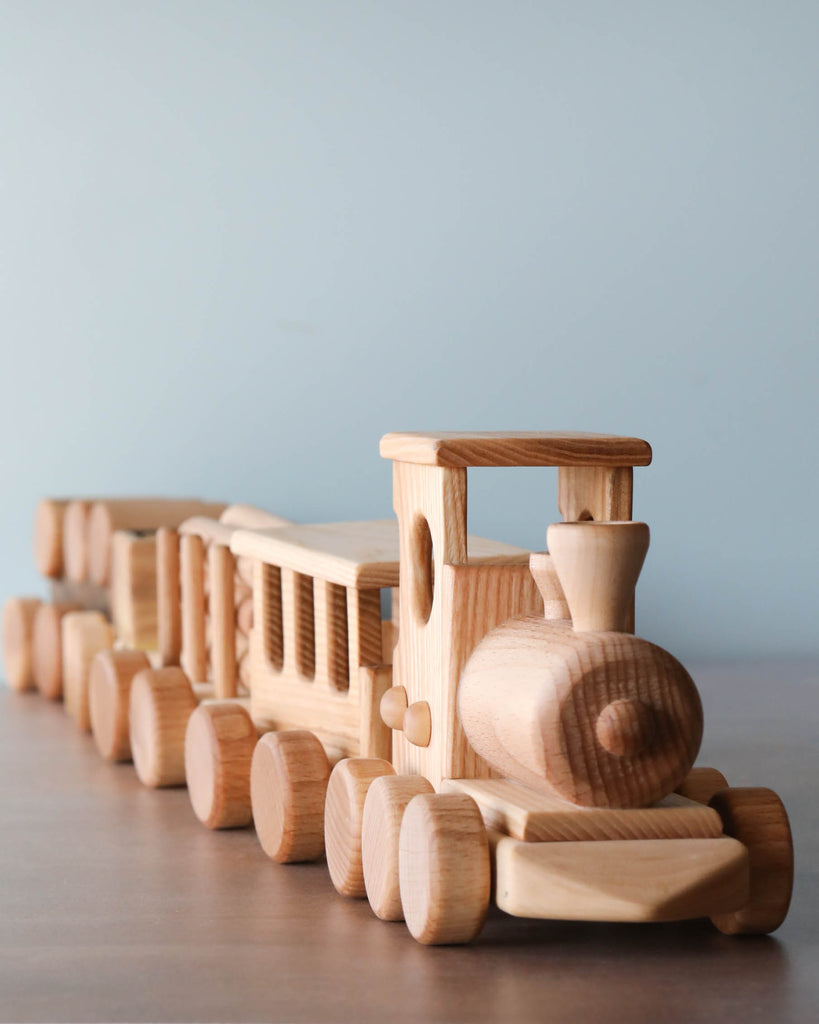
[89,649,151,762]
[2,597,42,692]
[324,758,395,897]
[709,787,794,935]
[129,667,198,787]
[61,611,115,732]
[251,731,330,862]
[676,766,729,806]
[399,793,491,945]
[31,602,82,700]
[185,702,257,829]
[362,774,434,921]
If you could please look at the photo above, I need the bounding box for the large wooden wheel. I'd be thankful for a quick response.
[362,774,434,921]
[709,787,794,935]
[129,667,198,788]
[251,731,330,862]
[31,602,82,700]
[186,702,257,829]
[399,792,491,945]
[88,648,151,761]
[324,758,395,897]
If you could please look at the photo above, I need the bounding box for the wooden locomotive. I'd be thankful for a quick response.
[0,432,794,946]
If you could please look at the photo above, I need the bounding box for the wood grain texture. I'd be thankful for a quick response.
[392,555,544,786]
[32,601,83,699]
[458,618,703,808]
[86,499,226,587]
[557,466,635,523]
[88,648,152,761]
[1,597,42,692]
[547,521,649,632]
[399,793,491,945]
[325,757,395,897]
[362,774,434,921]
[527,552,569,620]
[129,667,199,787]
[494,836,749,922]
[441,778,723,842]
[33,498,69,578]
[231,520,402,589]
[709,787,794,935]
[156,527,182,666]
[358,665,393,761]
[379,432,652,468]
[250,730,330,861]
[110,531,158,649]
[185,702,257,829]
[61,611,115,732]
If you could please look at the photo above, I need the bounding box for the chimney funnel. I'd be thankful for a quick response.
[546,521,649,633]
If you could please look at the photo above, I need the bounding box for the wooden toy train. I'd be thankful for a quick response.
[1,431,793,944]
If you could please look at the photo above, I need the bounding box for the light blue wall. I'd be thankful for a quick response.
[1,1,816,661]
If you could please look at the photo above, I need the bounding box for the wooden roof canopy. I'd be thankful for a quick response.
[379,432,652,468]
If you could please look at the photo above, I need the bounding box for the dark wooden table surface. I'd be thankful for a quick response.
[1,660,816,1023]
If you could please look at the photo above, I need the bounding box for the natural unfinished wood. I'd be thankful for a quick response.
[441,778,723,842]
[494,836,749,923]
[2,596,42,692]
[403,701,431,747]
[709,787,794,935]
[557,465,635,523]
[31,601,83,699]
[388,455,543,788]
[129,667,199,787]
[379,432,652,468]
[546,521,649,632]
[458,618,703,808]
[399,792,491,945]
[676,766,729,805]
[362,774,434,921]
[87,499,226,587]
[110,531,158,649]
[208,543,237,699]
[62,500,91,583]
[324,758,395,897]
[88,648,152,761]
[218,504,293,530]
[156,527,182,666]
[231,520,403,589]
[358,665,393,762]
[61,611,115,732]
[527,553,569,620]
[180,533,208,684]
[250,730,331,861]
[33,498,68,578]
[380,685,407,730]
[185,702,257,829]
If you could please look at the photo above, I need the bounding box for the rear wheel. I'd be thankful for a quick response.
[709,787,793,935]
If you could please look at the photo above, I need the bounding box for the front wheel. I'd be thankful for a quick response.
[399,792,491,945]
[709,787,794,935]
